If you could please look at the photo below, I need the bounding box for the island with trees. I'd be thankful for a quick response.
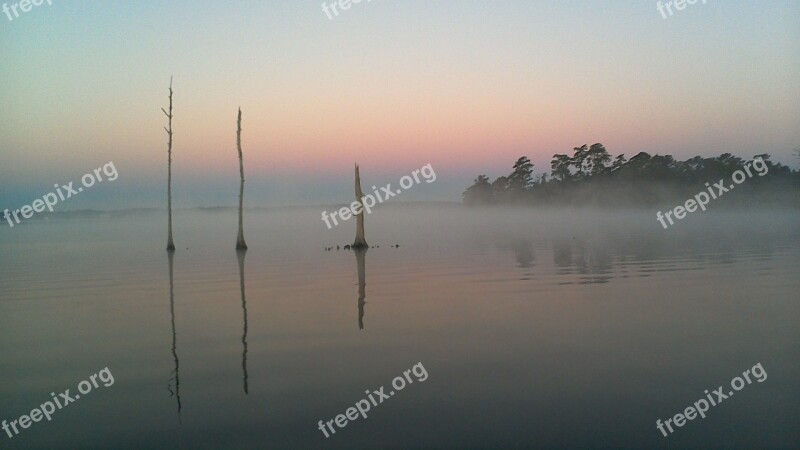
[462,144,800,208]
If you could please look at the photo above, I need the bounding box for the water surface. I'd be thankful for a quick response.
[1,206,798,449]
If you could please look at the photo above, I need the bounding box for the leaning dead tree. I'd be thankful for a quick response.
[235,108,248,250]
[353,163,368,248]
[163,77,175,251]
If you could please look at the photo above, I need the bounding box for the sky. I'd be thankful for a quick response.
[1,0,799,209]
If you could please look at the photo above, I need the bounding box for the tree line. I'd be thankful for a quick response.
[463,144,800,207]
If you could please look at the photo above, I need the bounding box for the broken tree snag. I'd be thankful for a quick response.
[353,163,368,248]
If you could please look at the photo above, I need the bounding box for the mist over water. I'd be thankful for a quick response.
[3,0,798,447]
[1,205,797,449]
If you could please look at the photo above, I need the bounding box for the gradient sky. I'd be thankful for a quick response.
[1,0,799,209]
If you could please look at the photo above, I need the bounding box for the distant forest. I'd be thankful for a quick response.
[463,144,800,207]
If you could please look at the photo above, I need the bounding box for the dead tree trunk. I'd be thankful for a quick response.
[353,163,368,248]
[164,77,175,251]
[235,108,248,250]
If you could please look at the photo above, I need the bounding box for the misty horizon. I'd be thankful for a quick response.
[2,2,798,449]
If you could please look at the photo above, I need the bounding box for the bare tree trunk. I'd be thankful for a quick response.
[235,108,248,250]
[353,163,368,248]
[164,77,175,251]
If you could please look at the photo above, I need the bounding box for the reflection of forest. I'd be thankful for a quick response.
[553,239,613,285]
[495,230,780,286]
[510,239,535,269]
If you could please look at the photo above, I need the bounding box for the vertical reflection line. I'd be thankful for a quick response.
[355,248,366,330]
[237,249,249,394]
[168,249,182,422]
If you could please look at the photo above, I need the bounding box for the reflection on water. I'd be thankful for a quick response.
[166,249,181,422]
[355,248,366,330]
[237,249,249,395]
[487,227,789,286]
[552,239,613,284]
[0,206,798,450]
[511,239,535,269]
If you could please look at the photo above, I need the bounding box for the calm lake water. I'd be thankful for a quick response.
[1,205,798,449]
